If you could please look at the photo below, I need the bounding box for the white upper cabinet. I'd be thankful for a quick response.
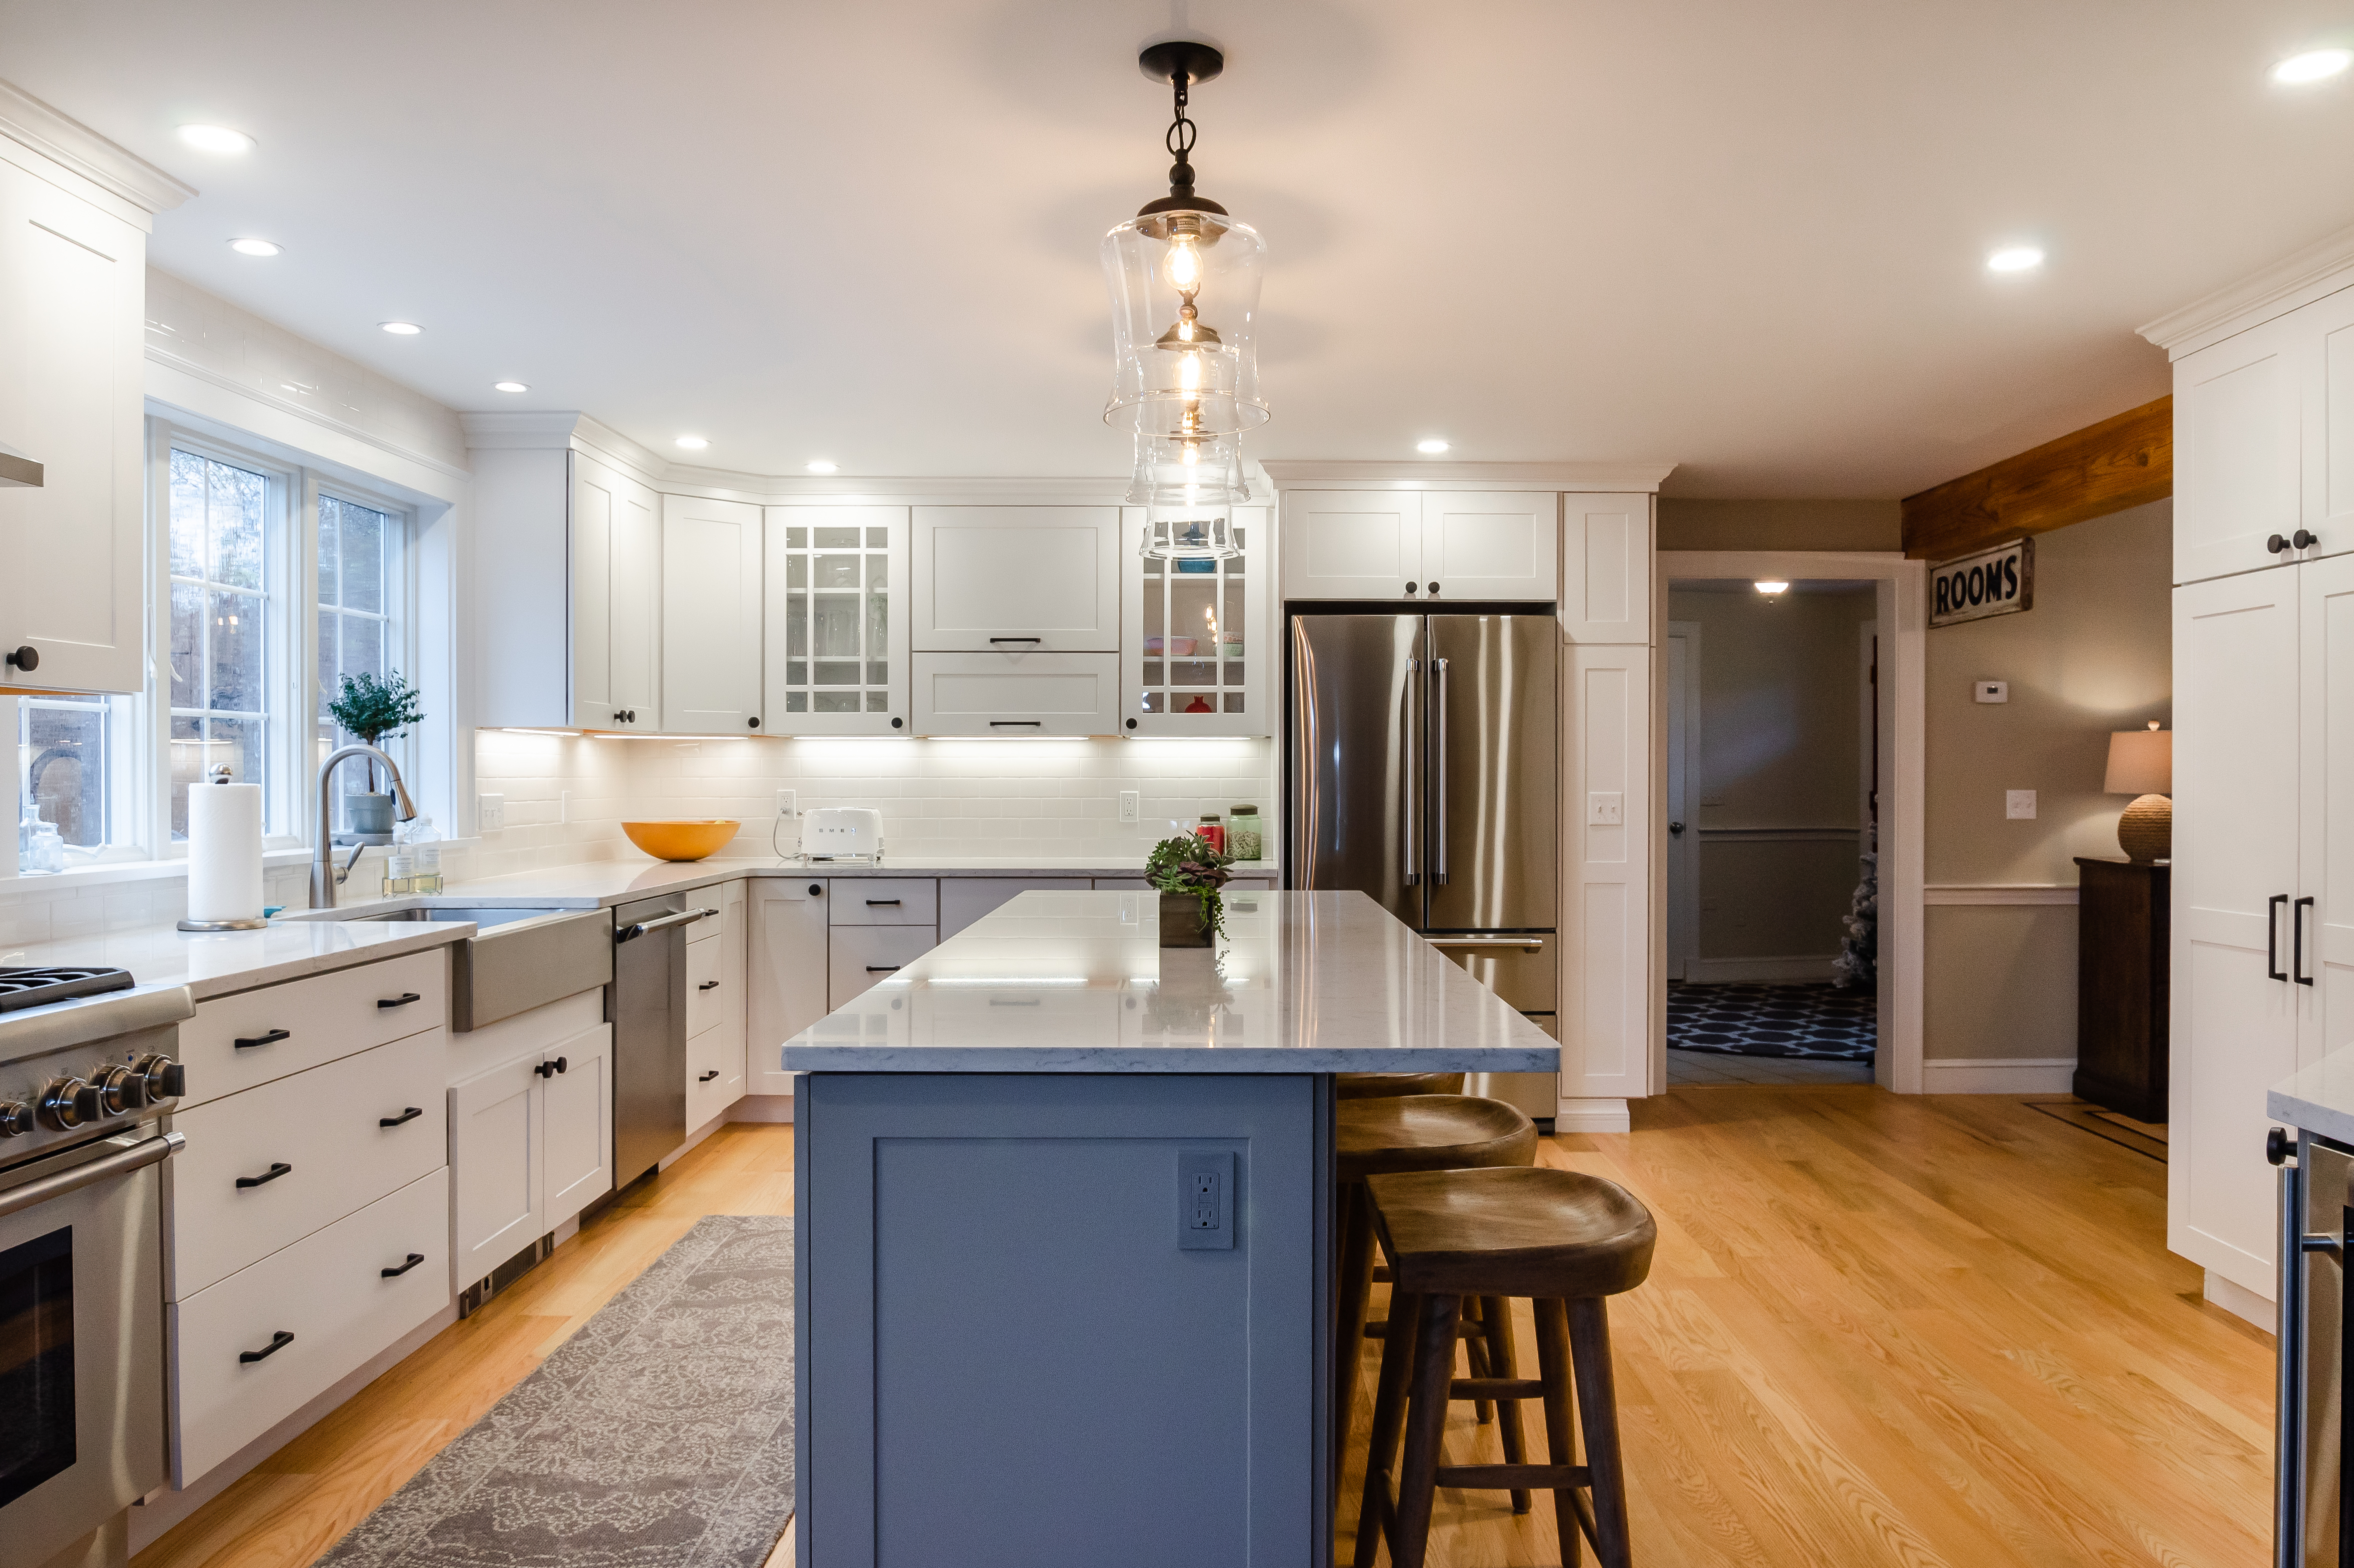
[0,153,149,695]
[912,506,1120,651]
[1279,490,1559,602]
[764,506,908,736]
[1559,494,1653,644]
[2306,290,2354,567]
[1120,505,1269,736]
[569,451,662,730]
[660,494,762,734]
[2176,314,2303,586]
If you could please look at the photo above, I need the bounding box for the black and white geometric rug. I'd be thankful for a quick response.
[1666,982,1877,1060]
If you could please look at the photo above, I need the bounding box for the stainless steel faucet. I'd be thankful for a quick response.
[309,744,419,908]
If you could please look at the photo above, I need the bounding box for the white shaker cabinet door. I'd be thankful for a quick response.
[1420,492,1559,602]
[912,506,1119,652]
[570,452,662,730]
[2175,314,2303,586]
[1279,490,1421,600]
[2170,572,2301,1299]
[2307,288,2354,565]
[747,879,830,1098]
[448,1056,544,1286]
[661,494,763,733]
[1557,494,1652,644]
[0,159,146,695]
[910,650,1120,736]
[541,1024,613,1229]
[2303,554,2354,1073]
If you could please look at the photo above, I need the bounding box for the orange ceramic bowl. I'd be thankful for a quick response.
[621,820,740,862]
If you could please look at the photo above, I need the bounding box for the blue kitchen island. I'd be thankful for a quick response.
[782,888,1558,1567]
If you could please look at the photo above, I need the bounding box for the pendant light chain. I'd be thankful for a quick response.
[1166,72,1198,202]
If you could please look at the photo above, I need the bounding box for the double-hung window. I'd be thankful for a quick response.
[315,492,407,834]
[167,447,284,841]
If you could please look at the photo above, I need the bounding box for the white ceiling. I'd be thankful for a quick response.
[6,0,2351,496]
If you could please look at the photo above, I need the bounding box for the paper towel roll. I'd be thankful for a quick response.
[186,782,264,924]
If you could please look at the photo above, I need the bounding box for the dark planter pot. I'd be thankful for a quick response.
[1158,892,1217,948]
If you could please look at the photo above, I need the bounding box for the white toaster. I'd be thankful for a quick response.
[803,806,884,860]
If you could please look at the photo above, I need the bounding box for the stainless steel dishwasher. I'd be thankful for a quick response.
[612,894,717,1188]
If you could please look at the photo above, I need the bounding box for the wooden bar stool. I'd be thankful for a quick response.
[1333,1096,1537,1506]
[1336,1072,1466,1099]
[1355,1166,1656,1568]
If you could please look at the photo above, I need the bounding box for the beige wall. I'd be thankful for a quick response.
[1658,498,1901,554]
[1668,584,1877,964]
[1923,906,2080,1061]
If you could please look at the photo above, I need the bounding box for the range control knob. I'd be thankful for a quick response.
[38,1076,95,1130]
[131,1053,187,1104]
[0,1102,33,1136]
[93,1064,143,1116]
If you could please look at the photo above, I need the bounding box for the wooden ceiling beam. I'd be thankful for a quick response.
[1900,395,2171,561]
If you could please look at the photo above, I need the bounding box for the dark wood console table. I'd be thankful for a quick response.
[2072,856,2168,1123]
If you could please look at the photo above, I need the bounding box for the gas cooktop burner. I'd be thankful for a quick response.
[0,966,137,1014]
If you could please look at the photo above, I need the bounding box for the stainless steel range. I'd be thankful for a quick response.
[0,968,193,1568]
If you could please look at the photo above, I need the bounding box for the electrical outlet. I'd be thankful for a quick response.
[1587,792,1623,826]
[775,789,796,818]
[478,793,505,833]
[2006,790,2037,820]
[1975,680,2009,704]
[1119,790,1140,824]
[1177,1150,1236,1250]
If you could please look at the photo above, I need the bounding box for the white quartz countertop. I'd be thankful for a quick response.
[425,856,1280,910]
[780,888,1560,1074]
[2271,1057,2354,1146]
[0,917,470,1002]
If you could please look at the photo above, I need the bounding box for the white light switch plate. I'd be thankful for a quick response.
[1119,790,1140,824]
[1975,680,2009,704]
[2006,790,2037,820]
[1588,792,1623,826]
[477,793,505,833]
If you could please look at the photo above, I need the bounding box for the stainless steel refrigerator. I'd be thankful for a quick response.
[1287,613,1560,1120]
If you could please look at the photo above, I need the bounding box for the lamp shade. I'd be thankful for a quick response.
[1101,208,1268,440]
[2103,722,2171,796]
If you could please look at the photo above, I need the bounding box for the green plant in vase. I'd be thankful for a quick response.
[326,672,425,834]
[1146,832,1235,946]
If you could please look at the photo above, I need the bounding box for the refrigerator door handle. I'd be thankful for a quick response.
[1404,658,1420,886]
[1433,656,1450,886]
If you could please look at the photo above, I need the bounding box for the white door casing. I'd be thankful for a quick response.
[1664,622,1700,982]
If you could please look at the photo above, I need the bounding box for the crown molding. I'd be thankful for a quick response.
[1258,459,1676,492]
[149,345,471,483]
[2138,220,2354,358]
[0,81,196,220]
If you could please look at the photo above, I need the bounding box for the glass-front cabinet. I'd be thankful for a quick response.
[1119,505,1270,736]
[762,506,910,735]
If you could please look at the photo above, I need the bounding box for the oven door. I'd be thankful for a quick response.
[0,1128,177,1568]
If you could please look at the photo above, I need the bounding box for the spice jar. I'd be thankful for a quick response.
[1226,805,1263,862]
[1194,814,1225,854]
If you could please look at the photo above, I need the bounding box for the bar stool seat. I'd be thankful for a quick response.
[1336,1072,1466,1100]
[1356,1166,1656,1568]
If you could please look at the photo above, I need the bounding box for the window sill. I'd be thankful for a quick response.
[1,844,482,896]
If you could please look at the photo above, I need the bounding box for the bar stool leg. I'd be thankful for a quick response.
[1335,1182,1379,1459]
[1534,1296,1584,1568]
[1354,1289,1422,1568]
[1568,1297,1635,1568]
[1479,1294,1532,1514]
[1462,1296,1495,1422]
[1390,1292,1463,1568]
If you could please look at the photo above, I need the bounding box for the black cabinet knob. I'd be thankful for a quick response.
[2295,528,2322,550]
[2269,1126,2294,1166]
[809,883,823,896]
[4,644,36,672]
[1427,581,1441,594]
[749,716,760,728]
[2270,534,2292,554]
[1126,718,1139,730]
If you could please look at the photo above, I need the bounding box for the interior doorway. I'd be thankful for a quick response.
[1653,550,1925,1094]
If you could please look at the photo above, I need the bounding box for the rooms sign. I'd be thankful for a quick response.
[1929,537,2034,628]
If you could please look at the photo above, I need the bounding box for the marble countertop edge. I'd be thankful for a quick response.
[778,1046,1561,1074]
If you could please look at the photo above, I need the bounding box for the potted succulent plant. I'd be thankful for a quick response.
[327,671,425,834]
[1147,831,1235,948]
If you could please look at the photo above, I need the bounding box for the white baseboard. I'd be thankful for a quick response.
[730,1094,795,1124]
[1681,956,1838,984]
[1554,1098,1630,1134]
[2205,1269,2276,1334]
[1917,1056,2075,1094]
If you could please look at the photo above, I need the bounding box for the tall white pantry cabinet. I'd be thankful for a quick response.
[2145,230,2354,1312]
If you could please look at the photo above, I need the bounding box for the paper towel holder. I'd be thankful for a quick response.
[178,766,272,932]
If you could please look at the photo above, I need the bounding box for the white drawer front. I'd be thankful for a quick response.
[170,1166,449,1486]
[910,651,1120,736]
[828,926,936,1008]
[686,930,725,1038]
[169,1030,447,1298]
[828,878,938,927]
[181,950,447,1107]
[688,1018,744,1130]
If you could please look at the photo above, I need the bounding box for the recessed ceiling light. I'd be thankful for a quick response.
[805,460,839,474]
[1986,246,2044,274]
[675,436,709,450]
[2273,48,2352,84]
[1416,438,1450,454]
[379,321,422,335]
[493,380,529,393]
[177,124,254,154]
[1754,580,1790,595]
[228,238,280,257]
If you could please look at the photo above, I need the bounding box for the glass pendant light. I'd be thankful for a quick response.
[1102,42,1268,446]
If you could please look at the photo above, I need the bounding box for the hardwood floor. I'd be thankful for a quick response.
[136,1087,2267,1568]
[133,1122,797,1568]
[1339,1086,2272,1568]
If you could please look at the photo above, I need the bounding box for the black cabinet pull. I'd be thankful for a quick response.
[382,1252,426,1278]
[988,720,1042,728]
[698,980,721,990]
[866,898,902,906]
[988,636,1043,644]
[866,964,901,972]
[699,1069,721,1083]
[2270,894,2290,981]
[2296,896,2317,986]
[234,1028,291,1050]
[239,1330,295,1364]
[236,1162,293,1190]
[377,992,422,1010]
[380,1106,424,1128]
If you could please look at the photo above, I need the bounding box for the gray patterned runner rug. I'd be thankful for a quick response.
[314,1215,795,1568]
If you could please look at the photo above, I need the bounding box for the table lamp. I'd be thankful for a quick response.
[2104,720,2172,863]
